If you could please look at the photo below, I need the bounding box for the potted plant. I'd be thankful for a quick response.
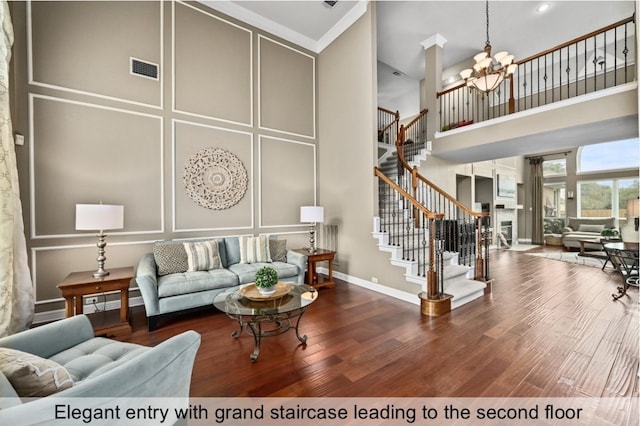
[601,228,620,240]
[254,266,278,296]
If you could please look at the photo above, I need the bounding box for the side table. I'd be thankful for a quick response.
[57,266,133,338]
[293,248,336,289]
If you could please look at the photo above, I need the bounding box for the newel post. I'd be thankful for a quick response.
[426,216,437,299]
[475,216,485,280]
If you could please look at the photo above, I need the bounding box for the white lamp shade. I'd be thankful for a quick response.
[477,57,492,69]
[627,198,640,217]
[499,54,515,66]
[460,68,473,79]
[76,204,124,231]
[473,51,488,62]
[494,51,508,62]
[300,206,324,223]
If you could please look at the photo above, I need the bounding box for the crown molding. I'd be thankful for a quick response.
[198,0,368,54]
[317,1,369,53]
[420,33,448,50]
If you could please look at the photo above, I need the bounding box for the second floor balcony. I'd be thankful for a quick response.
[431,15,637,162]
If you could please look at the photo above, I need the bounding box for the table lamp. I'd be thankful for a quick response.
[76,204,124,277]
[300,206,324,253]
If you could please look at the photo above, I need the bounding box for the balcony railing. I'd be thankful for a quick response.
[437,15,636,132]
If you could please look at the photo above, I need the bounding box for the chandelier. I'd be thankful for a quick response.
[460,0,517,93]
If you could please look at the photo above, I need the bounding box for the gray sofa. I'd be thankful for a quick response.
[136,236,307,330]
[0,315,200,424]
[561,217,616,249]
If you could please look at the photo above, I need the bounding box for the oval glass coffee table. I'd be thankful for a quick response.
[213,283,318,362]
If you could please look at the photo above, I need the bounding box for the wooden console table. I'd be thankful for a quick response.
[57,267,133,338]
[293,248,336,289]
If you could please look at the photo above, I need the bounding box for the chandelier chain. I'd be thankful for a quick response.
[485,0,490,47]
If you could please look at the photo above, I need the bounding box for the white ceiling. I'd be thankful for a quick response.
[207,1,635,100]
[207,1,634,71]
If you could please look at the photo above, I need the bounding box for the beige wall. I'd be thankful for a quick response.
[11,1,317,316]
[318,4,417,295]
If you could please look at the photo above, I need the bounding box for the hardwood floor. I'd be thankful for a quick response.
[127,246,638,421]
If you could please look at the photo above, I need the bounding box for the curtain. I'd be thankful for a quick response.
[530,157,544,245]
[0,1,34,336]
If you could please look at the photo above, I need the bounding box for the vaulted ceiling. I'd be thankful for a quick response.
[204,1,637,160]
[205,1,635,105]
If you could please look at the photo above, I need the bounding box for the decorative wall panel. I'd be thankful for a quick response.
[173,1,252,125]
[173,120,253,231]
[259,36,316,138]
[30,96,163,238]
[29,1,162,107]
[259,136,316,227]
[32,243,152,303]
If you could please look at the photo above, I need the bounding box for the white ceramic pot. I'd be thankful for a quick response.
[257,285,276,296]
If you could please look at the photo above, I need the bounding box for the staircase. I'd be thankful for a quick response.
[374,108,491,316]
[374,142,487,311]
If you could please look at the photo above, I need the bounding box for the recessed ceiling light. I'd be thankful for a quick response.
[536,3,551,13]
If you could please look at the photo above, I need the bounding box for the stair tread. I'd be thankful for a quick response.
[443,263,470,279]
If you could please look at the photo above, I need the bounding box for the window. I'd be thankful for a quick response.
[578,177,639,227]
[578,180,613,217]
[543,183,565,218]
[578,139,640,173]
[543,183,566,234]
[543,159,567,177]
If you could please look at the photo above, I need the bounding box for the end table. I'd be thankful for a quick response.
[294,248,336,289]
[57,266,133,338]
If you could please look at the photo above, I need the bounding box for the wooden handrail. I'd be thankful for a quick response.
[436,82,466,98]
[374,167,442,219]
[415,173,488,218]
[403,108,428,129]
[379,120,398,137]
[516,14,635,65]
[378,106,398,116]
[437,14,634,99]
[395,108,486,219]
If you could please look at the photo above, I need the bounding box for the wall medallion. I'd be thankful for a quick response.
[183,147,248,210]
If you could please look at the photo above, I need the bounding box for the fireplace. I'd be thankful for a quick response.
[500,221,513,246]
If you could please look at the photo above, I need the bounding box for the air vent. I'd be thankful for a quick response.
[130,57,159,80]
[324,1,338,8]
[392,70,403,77]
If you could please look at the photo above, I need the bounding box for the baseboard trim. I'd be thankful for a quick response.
[316,266,419,306]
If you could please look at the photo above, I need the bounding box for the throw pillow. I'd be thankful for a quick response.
[183,240,221,271]
[0,348,73,397]
[239,236,272,263]
[578,224,605,233]
[153,242,189,276]
[269,239,287,262]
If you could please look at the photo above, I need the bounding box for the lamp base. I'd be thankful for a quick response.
[93,269,110,278]
[308,226,317,253]
[93,232,110,278]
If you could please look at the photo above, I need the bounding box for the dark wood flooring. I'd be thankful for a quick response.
[127,246,638,422]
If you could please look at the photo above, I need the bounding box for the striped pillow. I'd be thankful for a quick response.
[239,236,272,263]
[183,240,221,271]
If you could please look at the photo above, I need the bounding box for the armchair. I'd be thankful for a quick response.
[0,315,200,424]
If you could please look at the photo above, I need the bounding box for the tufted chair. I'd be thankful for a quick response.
[0,315,200,424]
